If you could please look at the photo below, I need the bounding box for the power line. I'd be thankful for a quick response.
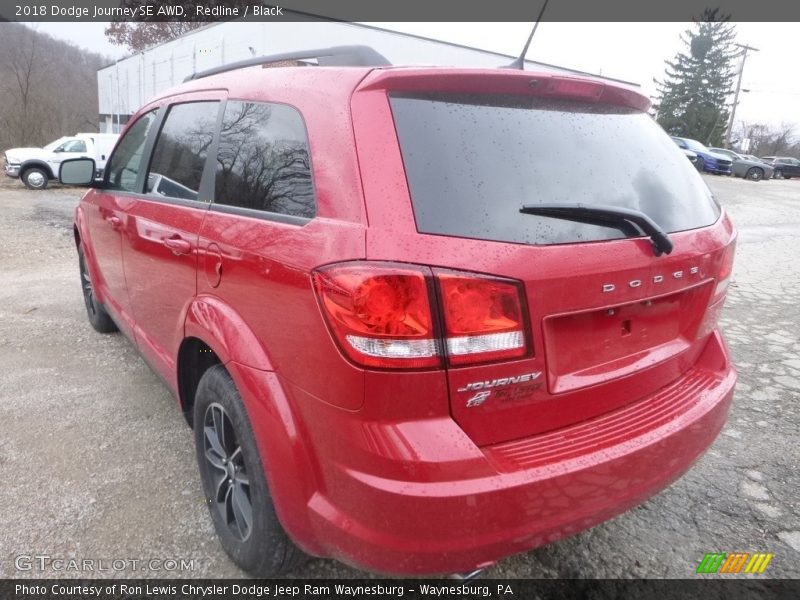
[725,43,759,148]
[741,88,800,96]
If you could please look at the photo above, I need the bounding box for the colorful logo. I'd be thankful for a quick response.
[697,552,773,574]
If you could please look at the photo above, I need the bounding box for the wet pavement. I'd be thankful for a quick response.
[0,175,798,579]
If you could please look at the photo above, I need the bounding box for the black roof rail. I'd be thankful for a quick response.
[184,45,391,82]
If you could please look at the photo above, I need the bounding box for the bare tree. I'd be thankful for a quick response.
[0,23,108,150]
[1,25,44,143]
[105,21,204,53]
[736,122,797,157]
[104,1,252,52]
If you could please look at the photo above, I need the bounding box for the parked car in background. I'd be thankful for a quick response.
[671,137,733,175]
[708,147,774,181]
[3,133,119,189]
[680,148,704,171]
[768,157,800,179]
[61,47,737,577]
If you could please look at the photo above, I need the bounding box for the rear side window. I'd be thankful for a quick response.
[106,109,158,193]
[146,101,220,201]
[390,94,721,246]
[214,101,315,219]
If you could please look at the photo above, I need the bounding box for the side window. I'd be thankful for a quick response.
[146,101,220,202]
[106,110,159,192]
[56,139,87,153]
[214,101,316,219]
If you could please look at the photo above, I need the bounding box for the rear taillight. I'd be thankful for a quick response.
[697,241,737,340]
[436,270,528,366]
[312,263,439,369]
[312,262,531,370]
[714,241,736,299]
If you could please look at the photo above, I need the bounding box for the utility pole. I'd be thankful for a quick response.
[725,43,759,148]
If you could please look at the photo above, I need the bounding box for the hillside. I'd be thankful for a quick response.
[0,23,110,151]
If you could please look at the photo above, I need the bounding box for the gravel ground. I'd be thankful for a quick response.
[0,175,798,579]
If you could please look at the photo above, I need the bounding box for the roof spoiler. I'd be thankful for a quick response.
[184,45,391,82]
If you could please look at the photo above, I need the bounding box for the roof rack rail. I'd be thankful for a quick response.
[184,45,391,82]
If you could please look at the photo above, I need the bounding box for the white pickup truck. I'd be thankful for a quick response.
[3,133,119,189]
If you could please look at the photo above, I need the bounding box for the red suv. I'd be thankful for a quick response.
[63,46,737,577]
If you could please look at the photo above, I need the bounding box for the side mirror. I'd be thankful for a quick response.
[59,157,97,186]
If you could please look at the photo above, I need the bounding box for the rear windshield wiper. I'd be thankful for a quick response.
[519,203,674,256]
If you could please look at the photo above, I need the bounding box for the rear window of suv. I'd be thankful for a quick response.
[390,93,720,246]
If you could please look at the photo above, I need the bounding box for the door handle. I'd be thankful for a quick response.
[163,236,192,255]
[105,215,121,228]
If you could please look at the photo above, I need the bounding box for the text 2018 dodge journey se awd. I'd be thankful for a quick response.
[62,46,737,576]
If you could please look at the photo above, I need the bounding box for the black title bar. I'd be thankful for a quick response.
[2,0,800,22]
[2,579,798,600]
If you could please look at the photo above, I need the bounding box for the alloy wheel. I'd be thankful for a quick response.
[79,253,97,317]
[203,403,253,542]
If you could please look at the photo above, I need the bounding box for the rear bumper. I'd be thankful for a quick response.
[300,331,735,575]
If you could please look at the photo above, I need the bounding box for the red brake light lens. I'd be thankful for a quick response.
[312,263,440,369]
[699,241,737,339]
[544,76,605,100]
[714,241,736,299]
[313,262,531,370]
[436,271,528,365]
[718,241,735,281]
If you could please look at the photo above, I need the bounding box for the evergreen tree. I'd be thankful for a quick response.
[654,10,738,147]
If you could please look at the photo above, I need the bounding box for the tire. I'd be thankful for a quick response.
[745,167,764,182]
[774,169,784,179]
[695,158,704,173]
[194,365,304,576]
[78,246,118,333]
[22,167,49,190]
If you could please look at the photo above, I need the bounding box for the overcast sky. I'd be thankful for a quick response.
[29,21,800,131]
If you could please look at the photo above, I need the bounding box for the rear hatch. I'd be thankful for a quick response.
[354,70,735,446]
